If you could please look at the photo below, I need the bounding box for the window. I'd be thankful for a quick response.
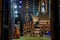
[41,0,47,15]
[41,2,46,13]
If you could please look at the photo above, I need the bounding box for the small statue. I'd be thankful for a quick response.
[15,24,20,39]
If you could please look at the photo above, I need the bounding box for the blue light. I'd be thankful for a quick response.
[15,15,18,17]
[14,5,17,8]
[19,6,22,8]
[19,1,22,3]
[14,11,18,14]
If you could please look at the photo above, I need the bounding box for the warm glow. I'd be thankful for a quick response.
[33,16,39,22]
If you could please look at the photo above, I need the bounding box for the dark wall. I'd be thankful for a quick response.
[1,0,9,40]
[53,0,60,40]
[0,0,2,39]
